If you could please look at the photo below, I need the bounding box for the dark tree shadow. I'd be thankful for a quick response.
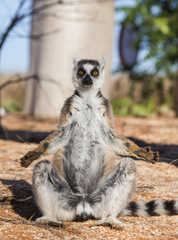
[0,178,41,221]
[0,128,50,143]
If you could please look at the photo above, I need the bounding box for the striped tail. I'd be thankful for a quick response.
[120,200,178,217]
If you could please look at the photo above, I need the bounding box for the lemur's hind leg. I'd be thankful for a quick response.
[89,158,137,230]
[32,160,81,226]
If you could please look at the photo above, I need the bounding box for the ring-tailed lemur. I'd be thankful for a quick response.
[20,57,177,230]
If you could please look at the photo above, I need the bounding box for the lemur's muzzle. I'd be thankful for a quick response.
[82,74,93,85]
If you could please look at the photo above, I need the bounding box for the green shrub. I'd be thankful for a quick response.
[3,100,22,113]
[111,97,133,116]
[111,97,157,117]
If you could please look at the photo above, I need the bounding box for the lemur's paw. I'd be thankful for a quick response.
[35,216,66,228]
[152,150,159,163]
[90,217,124,230]
[20,151,42,168]
[134,147,159,164]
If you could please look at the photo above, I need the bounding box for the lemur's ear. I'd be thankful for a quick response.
[73,55,80,66]
[99,56,105,71]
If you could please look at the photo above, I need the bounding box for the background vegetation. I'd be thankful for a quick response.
[113,0,178,117]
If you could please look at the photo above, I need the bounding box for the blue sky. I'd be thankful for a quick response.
[0,0,136,74]
[0,0,31,73]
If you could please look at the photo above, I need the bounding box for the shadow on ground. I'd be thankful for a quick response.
[0,178,41,221]
[0,129,178,166]
[0,128,51,143]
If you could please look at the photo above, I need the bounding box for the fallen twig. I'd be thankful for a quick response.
[0,196,33,205]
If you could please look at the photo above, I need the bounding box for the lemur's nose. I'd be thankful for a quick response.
[82,74,93,85]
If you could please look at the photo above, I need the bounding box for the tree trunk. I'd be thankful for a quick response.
[23,0,114,117]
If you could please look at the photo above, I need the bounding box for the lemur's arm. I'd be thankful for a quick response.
[116,135,159,164]
[103,97,159,164]
[20,95,75,168]
[20,126,73,167]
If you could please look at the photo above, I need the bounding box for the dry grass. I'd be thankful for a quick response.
[0,115,177,239]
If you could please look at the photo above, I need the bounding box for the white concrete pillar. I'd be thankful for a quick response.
[24,0,114,117]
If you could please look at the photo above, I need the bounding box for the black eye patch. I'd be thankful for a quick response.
[91,68,99,77]
[77,67,86,77]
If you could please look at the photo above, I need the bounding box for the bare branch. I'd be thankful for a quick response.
[0,0,28,49]
[0,74,59,90]
[24,0,64,19]
[0,0,62,50]
[15,0,27,14]
[12,29,60,40]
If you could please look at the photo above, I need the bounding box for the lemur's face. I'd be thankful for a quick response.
[72,57,105,90]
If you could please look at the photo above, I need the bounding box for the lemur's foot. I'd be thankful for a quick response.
[134,147,159,164]
[90,217,124,230]
[20,151,42,168]
[35,216,66,228]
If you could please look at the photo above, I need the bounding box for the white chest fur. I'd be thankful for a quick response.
[63,92,108,193]
[70,93,106,162]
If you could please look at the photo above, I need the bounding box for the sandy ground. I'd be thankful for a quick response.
[0,114,177,240]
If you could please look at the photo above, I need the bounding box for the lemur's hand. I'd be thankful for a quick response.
[20,139,50,168]
[121,137,159,164]
[134,147,159,164]
[20,150,42,168]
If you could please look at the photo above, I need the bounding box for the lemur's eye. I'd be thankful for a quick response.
[91,69,99,77]
[78,70,84,75]
[93,71,99,76]
[78,68,85,77]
